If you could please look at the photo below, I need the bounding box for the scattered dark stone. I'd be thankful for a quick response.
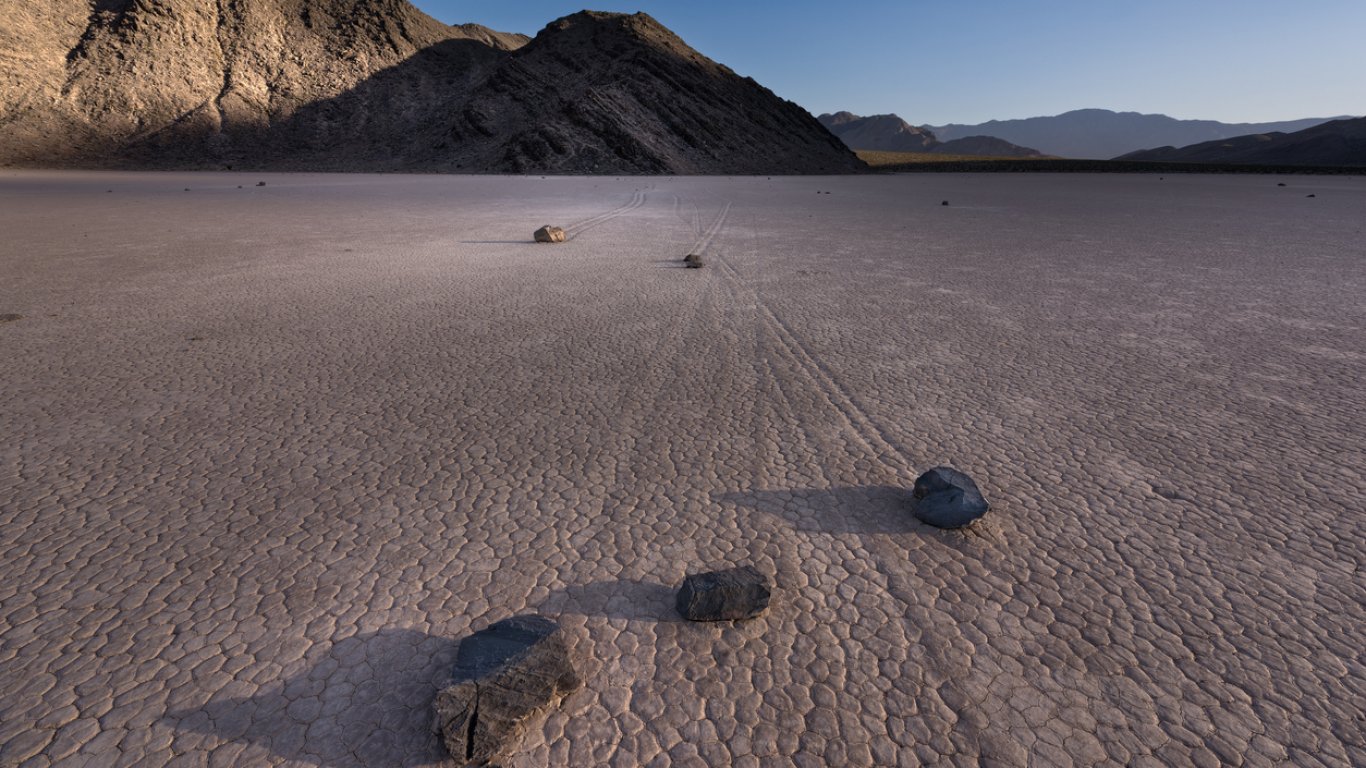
[433,616,581,765]
[187,336,204,342]
[106,189,113,193]
[941,200,949,206]
[1307,194,1316,198]
[256,181,266,187]
[1277,182,1287,186]
[237,185,243,189]
[683,253,704,269]
[676,565,771,621]
[911,466,990,529]
[534,225,566,243]
[184,188,190,191]
[0,313,23,323]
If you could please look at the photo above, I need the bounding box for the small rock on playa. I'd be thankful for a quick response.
[683,253,704,268]
[534,225,566,243]
[676,565,772,621]
[911,466,990,529]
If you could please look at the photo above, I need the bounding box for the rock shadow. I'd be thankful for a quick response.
[714,484,924,535]
[716,485,1001,552]
[165,628,457,767]
[539,578,680,622]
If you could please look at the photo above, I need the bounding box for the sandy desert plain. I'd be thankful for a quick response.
[0,170,1363,767]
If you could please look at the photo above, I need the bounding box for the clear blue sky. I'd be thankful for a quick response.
[411,0,1363,125]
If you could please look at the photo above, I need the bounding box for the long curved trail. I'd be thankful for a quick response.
[1,172,1360,767]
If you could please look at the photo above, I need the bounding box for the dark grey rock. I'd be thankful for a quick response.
[676,566,771,621]
[534,225,566,243]
[683,253,704,268]
[911,466,990,529]
[433,615,581,765]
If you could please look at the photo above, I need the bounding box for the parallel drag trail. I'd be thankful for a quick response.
[564,189,647,240]
[711,251,914,480]
[602,200,728,492]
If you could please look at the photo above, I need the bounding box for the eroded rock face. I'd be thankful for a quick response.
[433,616,581,766]
[911,466,990,528]
[676,566,771,621]
[534,225,566,243]
[2,6,864,174]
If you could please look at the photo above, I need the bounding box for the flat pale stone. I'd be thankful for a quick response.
[433,616,581,764]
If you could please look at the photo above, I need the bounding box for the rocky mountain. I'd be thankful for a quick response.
[818,112,937,152]
[926,109,1353,159]
[817,112,1043,157]
[1116,116,1366,166]
[0,2,862,173]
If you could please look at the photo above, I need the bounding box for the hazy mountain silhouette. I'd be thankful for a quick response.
[0,2,861,173]
[926,109,1352,159]
[818,112,1043,157]
[1117,116,1366,166]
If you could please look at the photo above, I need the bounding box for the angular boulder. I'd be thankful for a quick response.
[433,616,581,765]
[683,253,704,268]
[534,225,566,243]
[676,565,771,621]
[911,466,990,528]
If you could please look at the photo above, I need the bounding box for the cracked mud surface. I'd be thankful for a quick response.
[1,171,1363,766]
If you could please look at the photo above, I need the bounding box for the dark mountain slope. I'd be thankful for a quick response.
[456,12,860,174]
[0,4,862,173]
[1117,116,1366,166]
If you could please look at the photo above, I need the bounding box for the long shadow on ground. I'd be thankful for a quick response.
[539,578,680,622]
[716,484,1003,559]
[165,628,456,767]
[714,484,921,535]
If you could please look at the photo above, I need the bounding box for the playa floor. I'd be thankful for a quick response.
[1,171,1363,767]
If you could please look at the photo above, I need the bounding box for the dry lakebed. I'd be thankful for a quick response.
[1,171,1363,766]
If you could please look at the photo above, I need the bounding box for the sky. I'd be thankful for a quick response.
[411,0,1364,126]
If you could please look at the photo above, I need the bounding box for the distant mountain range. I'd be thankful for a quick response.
[925,109,1354,160]
[817,112,1044,157]
[1118,116,1366,166]
[0,2,860,173]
